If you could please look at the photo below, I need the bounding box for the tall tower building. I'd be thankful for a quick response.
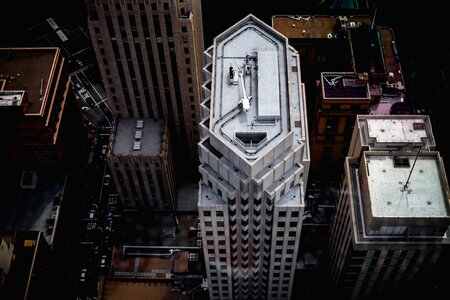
[329,115,450,298]
[198,15,310,300]
[86,0,204,165]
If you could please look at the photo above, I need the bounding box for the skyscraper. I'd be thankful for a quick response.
[329,115,450,298]
[86,0,204,166]
[198,15,310,300]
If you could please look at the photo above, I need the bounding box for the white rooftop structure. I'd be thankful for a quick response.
[365,153,448,218]
[0,90,25,107]
[349,115,436,158]
[209,15,304,164]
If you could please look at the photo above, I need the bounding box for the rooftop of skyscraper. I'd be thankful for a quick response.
[0,48,61,115]
[364,152,449,219]
[209,15,302,161]
[111,118,162,156]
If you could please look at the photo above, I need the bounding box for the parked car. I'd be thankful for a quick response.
[80,268,87,282]
[100,255,107,268]
[103,174,111,186]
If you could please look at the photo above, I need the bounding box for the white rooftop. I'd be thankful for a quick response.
[0,90,24,107]
[112,119,162,156]
[210,15,293,159]
[366,153,449,218]
[366,118,429,144]
[357,115,436,150]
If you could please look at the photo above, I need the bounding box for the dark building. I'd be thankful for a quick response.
[0,47,84,179]
[0,231,52,300]
[85,0,204,174]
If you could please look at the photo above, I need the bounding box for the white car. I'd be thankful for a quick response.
[103,174,111,186]
[100,255,107,268]
[80,268,87,282]
[82,106,89,112]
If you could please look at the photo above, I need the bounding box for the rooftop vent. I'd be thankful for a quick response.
[136,119,144,129]
[135,130,142,139]
[393,157,410,168]
[133,141,141,151]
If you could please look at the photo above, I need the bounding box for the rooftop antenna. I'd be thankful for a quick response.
[371,7,377,30]
[401,145,421,192]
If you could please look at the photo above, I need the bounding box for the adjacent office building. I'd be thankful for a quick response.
[329,115,450,298]
[0,231,52,300]
[86,0,204,164]
[0,47,80,172]
[272,15,405,180]
[107,118,176,210]
[198,15,310,300]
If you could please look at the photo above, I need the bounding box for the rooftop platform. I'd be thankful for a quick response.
[0,48,60,115]
[364,152,448,218]
[272,15,372,39]
[210,15,295,160]
[356,115,436,150]
[100,279,186,300]
[321,72,370,99]
[112,119,162,156]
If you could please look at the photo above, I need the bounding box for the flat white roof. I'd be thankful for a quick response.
[366,118,429,144]
[366,153,448,218]
[257,51,280,120]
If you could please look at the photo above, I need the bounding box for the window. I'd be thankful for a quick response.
[279,211,286,217]
[181,26,187,32]
[216,211,224,217]
[203,211,211,217]
[205,221,212,227]
[325,116,339,133]
[189,253,198,261]
[217,221,224,227]
[291,211,299,218]
[206,231,213,236]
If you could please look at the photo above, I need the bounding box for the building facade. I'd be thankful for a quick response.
[198,15,310,300]
[0,47,81,173]
[107,118,176,210]
[86,0,204,165]
[329,115,450,299]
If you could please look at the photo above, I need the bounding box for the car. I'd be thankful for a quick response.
[103,174,111,186]
[101,145,108,155]
[85,97,95,107]
[89,209,95,219]
[75,82,81,89]
[82,106,89,112]
[80,268,87,282]
[100,255,107,268]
